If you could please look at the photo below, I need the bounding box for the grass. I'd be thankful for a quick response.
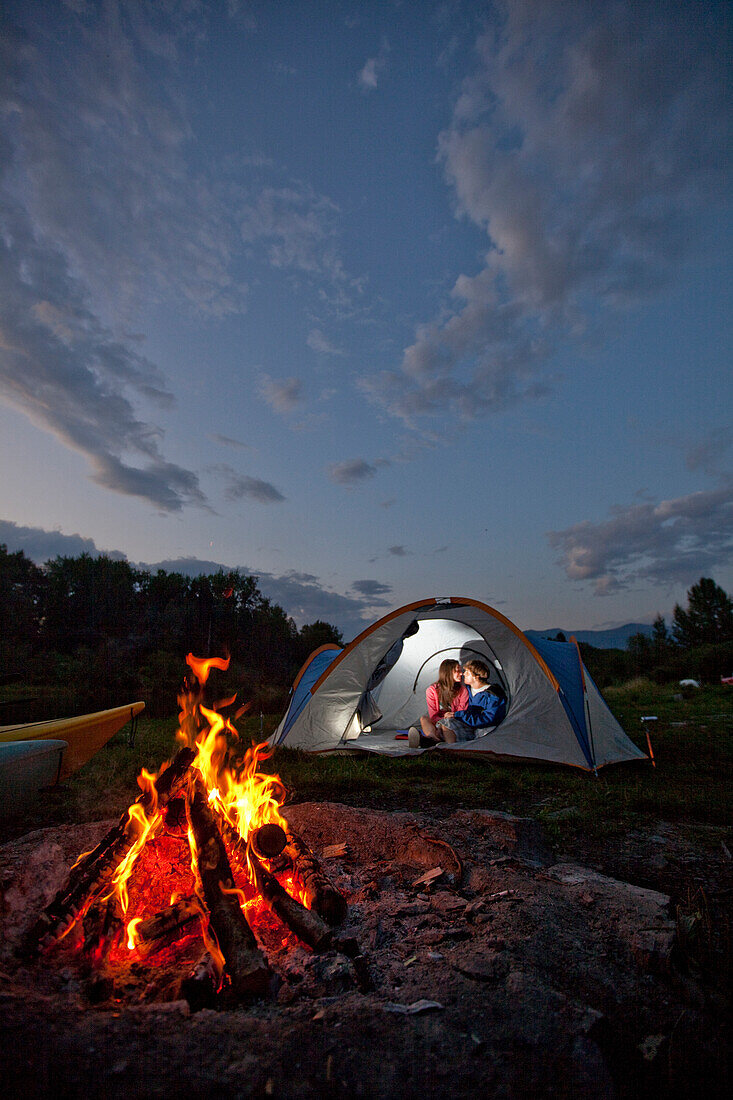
[1,683,731,848]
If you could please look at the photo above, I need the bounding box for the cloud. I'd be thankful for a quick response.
[328,458,378,486]
[258,374,303,413]
[209,432,252,450]
[364,1,730,425]
[0,517,388,638]
[388,545,409,557]
[548,480,733,594]
[0,519,125,562]
[351,579,393,597]
[239,184,350,284]
[358,39,390,91]
[1,3,247,318]
[212,465,286,504]
[0,200,206,512]
[307,328,344,356]
[140,559,383,637]
[0,3,260,512]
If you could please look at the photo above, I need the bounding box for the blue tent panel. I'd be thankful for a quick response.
[276,647,343,744]
[529,638,593,767]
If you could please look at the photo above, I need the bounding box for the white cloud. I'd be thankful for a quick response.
[548,480,733,594]
[365,0,730,426]
[358,40,389,91]
[307,328,344,356]
[1,3,246,319]
[239,184,350,286]
[257,374,303,413]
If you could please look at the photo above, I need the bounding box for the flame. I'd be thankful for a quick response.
[185,652,230,686]
[112,801,162,919]
[126,917,143,951]
[87,652,291,969]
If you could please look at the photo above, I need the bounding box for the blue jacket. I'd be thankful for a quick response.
[454,684,507,728]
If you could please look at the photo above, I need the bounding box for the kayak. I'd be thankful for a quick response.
[0,740,67,816]
[0,701,145,779]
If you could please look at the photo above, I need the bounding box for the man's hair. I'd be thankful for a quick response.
[464,658,491,683]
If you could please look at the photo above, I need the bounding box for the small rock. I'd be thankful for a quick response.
[451,949,504,982]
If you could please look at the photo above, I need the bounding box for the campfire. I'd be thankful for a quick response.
[28,655,351,1008]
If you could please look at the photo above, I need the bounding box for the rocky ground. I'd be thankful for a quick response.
[0,801,730,1099]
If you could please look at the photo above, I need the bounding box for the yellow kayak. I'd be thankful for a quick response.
[0,702,145,779]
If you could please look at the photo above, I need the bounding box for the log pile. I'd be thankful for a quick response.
[28,755,353,1009]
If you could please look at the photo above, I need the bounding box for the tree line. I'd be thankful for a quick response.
[2,549,731,720]
[0,546,342,718]
[575,578,733,688]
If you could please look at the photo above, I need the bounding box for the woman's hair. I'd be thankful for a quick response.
[436,659,463,711]
[463,658,492,684]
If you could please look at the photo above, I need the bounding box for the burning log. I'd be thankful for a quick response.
[133,896,201,952]
[180,951,218,1012]
[249,850,333,952]
[285,828,348,925]
[251,822,288,860]
[82,894,122,959]
[29,746,198,951]
[186,776,271,997]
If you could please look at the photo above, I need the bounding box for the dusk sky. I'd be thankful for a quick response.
[1,0,731,640]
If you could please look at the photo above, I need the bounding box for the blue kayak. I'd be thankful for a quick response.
[0,739,67,817]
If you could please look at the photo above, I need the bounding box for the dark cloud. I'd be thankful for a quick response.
[0,4,250,511]
[388,545,409,557]
[351,579,393,597]
[225,475,286,505]
[364,0,731,426]
[144,558,381,638]
[210,464,286,504]
[0,201,206,512]
[548,480,733,594]
[0,520,383,638]
[209,433,251,450]
[328,458,378,486]
[0,519,125,562]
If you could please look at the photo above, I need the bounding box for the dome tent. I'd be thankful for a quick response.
[271,598,647,771]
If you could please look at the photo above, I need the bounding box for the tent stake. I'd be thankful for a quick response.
[640,716,657,767]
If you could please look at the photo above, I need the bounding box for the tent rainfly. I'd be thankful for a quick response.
[271,598,648,771]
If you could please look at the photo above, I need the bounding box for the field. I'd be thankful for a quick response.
[3,680,731,978]
[4,680,730,840]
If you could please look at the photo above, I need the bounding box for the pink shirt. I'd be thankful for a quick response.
[426,683,469,723]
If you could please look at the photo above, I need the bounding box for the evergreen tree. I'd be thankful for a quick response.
[672,578,733,648]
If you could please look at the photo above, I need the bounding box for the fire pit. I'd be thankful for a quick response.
[26,655,353,1009]
[1,659,726,1097]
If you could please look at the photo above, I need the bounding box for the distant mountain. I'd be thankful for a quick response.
[524,623,653,650]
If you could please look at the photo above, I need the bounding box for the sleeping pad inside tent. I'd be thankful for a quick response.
[271,597,648,770]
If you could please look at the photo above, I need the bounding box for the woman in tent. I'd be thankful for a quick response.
[408,659,469,748]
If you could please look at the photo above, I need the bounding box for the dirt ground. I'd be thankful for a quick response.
[0,801,730,1099]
